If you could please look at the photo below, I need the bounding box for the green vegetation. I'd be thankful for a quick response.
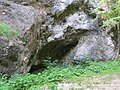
[93,0,120,58]
[93,0,120,27]
[0,59,120,90]
[0,23,19,39]
[0,1,120,90]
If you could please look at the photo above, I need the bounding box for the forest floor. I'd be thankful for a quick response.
[57,74,120,90]
[57,57,120,90]
[1,59,120,90]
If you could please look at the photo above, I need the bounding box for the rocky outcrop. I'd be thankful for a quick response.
[8,0,36,5]
[44,0,116,61]
[0,0,117,74]
[0,0,44,74]
[65,31,116,62]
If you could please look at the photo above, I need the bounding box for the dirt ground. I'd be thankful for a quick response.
[57,74,120,90]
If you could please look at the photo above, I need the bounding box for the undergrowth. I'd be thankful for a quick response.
[0,59,120,90]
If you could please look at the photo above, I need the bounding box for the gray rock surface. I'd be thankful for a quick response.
[46,0,116,61]
[0,0,117,74]
[65,31,116,62]
[0,0,43,74]
[8,0,36,5]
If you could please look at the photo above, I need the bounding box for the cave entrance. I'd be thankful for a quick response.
[29,39,78,73]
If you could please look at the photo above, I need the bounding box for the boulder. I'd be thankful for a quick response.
[0,0,44,74]
[44,0,116,62]
[0,0,117,74]
[65,31,116,62]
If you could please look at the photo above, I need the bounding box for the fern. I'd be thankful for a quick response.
[102,16,120,27]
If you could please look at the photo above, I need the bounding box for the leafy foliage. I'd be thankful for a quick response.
[0,60,120,90]
[0,23,19,39]
[93,0,120,55]
[42,57,58,67]
[103,1,120,27]
[93,0,120,27]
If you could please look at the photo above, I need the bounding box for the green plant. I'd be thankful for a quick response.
[0,75,11,90]
[75,57,95,67]
[91,0,119,27]
[92,0,120,58]
[0,59,120,90]
[42,57,58,67]
[0,23,19,39]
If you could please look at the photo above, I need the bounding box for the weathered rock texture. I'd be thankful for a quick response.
[0,0,117,74]
[0,0,44,74]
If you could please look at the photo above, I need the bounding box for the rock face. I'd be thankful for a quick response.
[0,0,44,74]
[66,31,115,62]
[45,0,116,61]
[8,0,36,4]
[0,0,117,74]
